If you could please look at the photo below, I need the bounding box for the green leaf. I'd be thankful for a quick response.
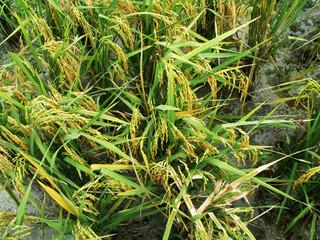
[155,105,181,111]
[172,18,257,65]
[16,179,34,225]
[79,132,144,169]
[100,168,155,197]
[64,157,96,177]
[281,204,312,237]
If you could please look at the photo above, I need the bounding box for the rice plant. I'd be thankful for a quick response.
[0,0,312,239]
[269,78,320,240]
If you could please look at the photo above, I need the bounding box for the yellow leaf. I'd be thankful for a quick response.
[267,97,296,105]
[19,151,59,191]
[91,164,146,171]
[140,143,149,173]
[37,180,79,216]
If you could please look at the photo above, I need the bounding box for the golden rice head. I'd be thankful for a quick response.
[107,177,133,196]
[238,128,249,150]
[152,2,172,29]
[73,178,98,198]
[129,107,142,151]
[207,75,218,101]
[177,161,191,186]
[109,14,134,51]
[150,114,168,158]
[29,13,53,41]
[49,85,64,102]
[103,38,129,73]
[296,78,320,110]
[42,39,83,90]
[159,116,169,150]
[48,3,60,31]
[232,127,258,166]
[111,0,136,16]
[75,193,99,216]
[148,98,156,120]
[73,219,100,240]
[0,216,34,239]
[64,145,89,167]
[295,165,320,186]
[171,123,197,158]
[26,95,89,138]
[83,128,113,152]
[249,147,259,166]
[79,94,99,112]
[226,129,236,146]
[151,161,171,197]
[0,212,17,230]
[223,68,250,102]
[177,73,198,112]
[12,156,28,195]
[1,85,29,107]
[0,126,29,151]
[195,138,220,159]
[165,63,198,113]
[108,62,128,87]
[0,148,15,177]
[0,69,14,87]
[7,116,33,137]
[2,63,36,100]
[83,0,96,16]
[60,0,96,48]
[151,129,160,160]
[233,151,246,166]
[168,26,192,44]
[215,0,246,36]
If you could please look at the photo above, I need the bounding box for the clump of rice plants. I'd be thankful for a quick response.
[270,78,320,239]
[0,0,310,239]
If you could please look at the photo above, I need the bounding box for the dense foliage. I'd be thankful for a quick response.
[0,0,318,239]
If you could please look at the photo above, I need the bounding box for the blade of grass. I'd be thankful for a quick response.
[276,161,298,223]
[281,204,312,237]
[99,167,155,197]
[172,18,258,65]
[16,179,34,225]
[309,213,317,240]
[13,12,43,72]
